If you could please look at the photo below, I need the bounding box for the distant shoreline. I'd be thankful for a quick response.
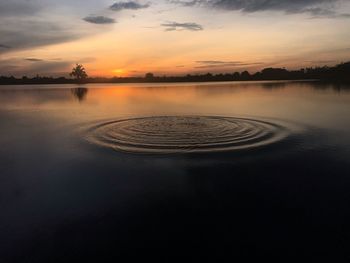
[1,61,349,85]
[0,79,323,86]
[0,78,348,86]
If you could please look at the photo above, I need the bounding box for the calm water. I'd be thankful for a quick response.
[1,81,350,262]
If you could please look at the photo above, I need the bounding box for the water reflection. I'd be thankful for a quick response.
[71,87,88,102]
[260,81,288,89]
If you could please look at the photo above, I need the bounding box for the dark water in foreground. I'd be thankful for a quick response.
[1,81,350,262]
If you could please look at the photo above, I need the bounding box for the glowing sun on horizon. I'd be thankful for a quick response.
[112,69,126,76]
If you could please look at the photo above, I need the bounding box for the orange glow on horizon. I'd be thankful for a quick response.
[112,69,127,77]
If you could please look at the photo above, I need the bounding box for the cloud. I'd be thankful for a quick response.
[110,1,150,11]
[306,60,335,64]
[27,61,72,76]
[169,0,198,7]
[0,18,84,53]
[0,57,73,77]
[0,0,117,54]
[0,44,11,49]
[83,15,116,24]
[171,0,350,17]
[210,0,335,13]
[25,58,44,62]
[162,22,203,31]
[0,56,98,76]
[195,60,263,68]
[0,0,42,16]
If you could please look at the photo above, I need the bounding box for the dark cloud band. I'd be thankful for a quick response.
[110,1,150,11]
[162,22,203,31]
[0,18,84,53]
[83,15,116,24]
[171,0,349,17]
[0,44,11,49]
[25,58,44,62]
[195,60,263,68]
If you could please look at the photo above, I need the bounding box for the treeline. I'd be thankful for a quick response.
[1,61,349,85]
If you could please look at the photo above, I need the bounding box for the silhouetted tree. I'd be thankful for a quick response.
[70,64,88,83]
[233,72,240,80]
[145,73,154,80]
[261,68,289,80]
[241,71,251,80]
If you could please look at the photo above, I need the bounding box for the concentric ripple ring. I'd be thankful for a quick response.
[86,116,290,154]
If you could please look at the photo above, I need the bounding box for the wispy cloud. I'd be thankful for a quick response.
[306,60,335,64]
[25,58,44,62]
[169,0,198,7]
[0,57,73,77]
[171,0,350,18]
[0,1,117,54]
[83,15,116,24]
[0,44,11,49]
[0,18,84,53]
[162,22,203,31]
[110,1,150,11]
[0,0,42,16]
[195,60,263,68]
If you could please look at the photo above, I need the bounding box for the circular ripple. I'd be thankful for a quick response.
[86,116,290,154]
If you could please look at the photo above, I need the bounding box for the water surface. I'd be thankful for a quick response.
[1,81,350,262]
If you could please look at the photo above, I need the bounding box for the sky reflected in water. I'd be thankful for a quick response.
[1,81,350,262]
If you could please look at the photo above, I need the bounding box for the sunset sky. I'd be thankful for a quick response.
[1,0,350,77]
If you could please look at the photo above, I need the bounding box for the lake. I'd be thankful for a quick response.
[1,81,350,262]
